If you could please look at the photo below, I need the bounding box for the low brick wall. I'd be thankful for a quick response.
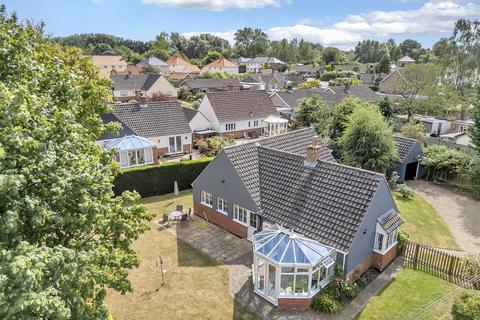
[194,202,247,238]
[277,297,311,310]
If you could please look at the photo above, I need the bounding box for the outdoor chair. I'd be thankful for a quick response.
[180,213,188,223]
[176,204,183,212]
[161,213,169,227]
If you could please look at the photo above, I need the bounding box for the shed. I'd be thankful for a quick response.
[390,136,423,182]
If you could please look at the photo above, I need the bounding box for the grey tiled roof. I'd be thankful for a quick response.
[111,74,162,91]
[224,128,336,206]
[182,107,198,122]
[378,209,403,234]
[291,65,324,74]
[393,136,418,163]
[247,57,284,64]
[206,90,278,123]
[101,101,191,139]
[257,146,384,252]
[275,85,380,109]
[137,56,168,66]
[181,78,241,90]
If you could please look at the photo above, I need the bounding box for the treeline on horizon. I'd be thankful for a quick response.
[53,27,446,68]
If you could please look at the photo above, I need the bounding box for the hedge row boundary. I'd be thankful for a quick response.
[113,157,213,197]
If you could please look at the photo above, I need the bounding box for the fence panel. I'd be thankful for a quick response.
[400,241,479,289]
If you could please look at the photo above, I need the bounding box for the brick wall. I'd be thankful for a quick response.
[372,245,398,271]
[153,147,168,164]
[277,297,311,310]
[193,202,247,238]
[346,244,399,280]
[183,144,191,153]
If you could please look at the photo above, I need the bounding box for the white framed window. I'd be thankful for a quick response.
[225,123,236,132]
[201,190,213,207]
[119,148,154,168]
[375,232,384,251]
[120,90,128,97]
[217,197,228,214]
[233,204,248,225]
[168,136,182,153]
[254,120,259,127]
[249,212,257,229]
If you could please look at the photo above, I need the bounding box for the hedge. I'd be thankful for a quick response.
[113,157,213,197]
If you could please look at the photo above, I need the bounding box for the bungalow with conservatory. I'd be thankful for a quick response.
[197,90,286,138]
[98,101,192,168]
[192,128,403,308]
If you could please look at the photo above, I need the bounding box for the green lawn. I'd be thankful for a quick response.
[356,268,464,320]
[106,190,261,320]
[395,192,459,250]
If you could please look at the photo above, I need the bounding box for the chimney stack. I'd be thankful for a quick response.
[305,135,321,167]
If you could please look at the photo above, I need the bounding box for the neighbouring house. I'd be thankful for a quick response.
[201,58,239,75]
[98,101,192,168]
[359,73,386,85]
[136,56,170,75]
[115,66,145,76]
[396,56,415,68]
[378,70,409,94]
[91,55,128,79]
[240,71,287,91]
[271,85,380,118]
[245,57,284,73]
[290,65,324,78]
[182,106,214,140]
[197,90,282,138]
[449,119,474,134]
[111,74,177,102]
[440,132,473,146]
[236,56,251,73]
[420,117,451,137]
[167,56,201,74]
[180,78,242,95]
[192,128,402,307]
[389,136,423,182]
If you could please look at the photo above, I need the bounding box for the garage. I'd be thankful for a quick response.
[390,136,423,183]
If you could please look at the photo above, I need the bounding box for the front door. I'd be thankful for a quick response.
[247,212,258,241]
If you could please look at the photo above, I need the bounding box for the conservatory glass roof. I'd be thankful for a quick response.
[104,135,154,151]
[253,224,334,265]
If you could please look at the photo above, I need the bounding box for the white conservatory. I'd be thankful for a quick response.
[262,116,288,136]
[252,225,336,306]
[105,135,155,168]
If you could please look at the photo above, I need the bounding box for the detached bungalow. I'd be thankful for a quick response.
[241,71,287,91]
[98,101,192,168]
[180,78,242,95]
[136,56,170,75]
[245,57,284,73]
[111,74,177,102]
[192,128,402,307]
[198,90,285,138]
[201,58,239,75]
[167,56,201,74]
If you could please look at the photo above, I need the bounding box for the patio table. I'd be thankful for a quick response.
[169,211,183,223]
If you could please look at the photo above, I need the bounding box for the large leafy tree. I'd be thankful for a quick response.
[330,97,372,141]
[470,85,480,197]
[293,97,331,138]
[234,27,269,57]
[338,106,399,173]
[0,8,152,319]
[354,39,386,63]
[399,39,422,57]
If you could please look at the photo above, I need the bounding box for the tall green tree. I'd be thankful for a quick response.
[321,47,342,65]
[234,27,269,57]
[470,85,480,150]
[399,39,422,57]
[339,106,399,173]
[0,8,152,319]
[354,40,385,63]
[145,33,171,60]
[330,97,372,141]
[202,50,222,66]
[376,54,391,74]
[293,97,331,137]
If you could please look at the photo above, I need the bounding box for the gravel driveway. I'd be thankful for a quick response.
[408,180,480,254]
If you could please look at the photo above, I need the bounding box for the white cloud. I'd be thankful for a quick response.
[181,0,480,49]
[141,0,290,11]
[182,30,236,43]
[334,0,480,36]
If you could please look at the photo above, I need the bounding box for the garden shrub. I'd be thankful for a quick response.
[325,277,359,302]
[452,292,480,320]
[396,230,410,253]
[113,157,213,197]
[197,136,233,156]
[397,184,415,199]
[311,293,341,313]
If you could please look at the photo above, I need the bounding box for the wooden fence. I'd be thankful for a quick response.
[400,241,479,289]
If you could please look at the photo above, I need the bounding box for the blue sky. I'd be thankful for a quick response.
[3,0,480,49]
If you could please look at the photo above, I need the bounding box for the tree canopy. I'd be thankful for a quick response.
[338,105,399,173]
[294,97,331,138]
[0,8,152,318]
